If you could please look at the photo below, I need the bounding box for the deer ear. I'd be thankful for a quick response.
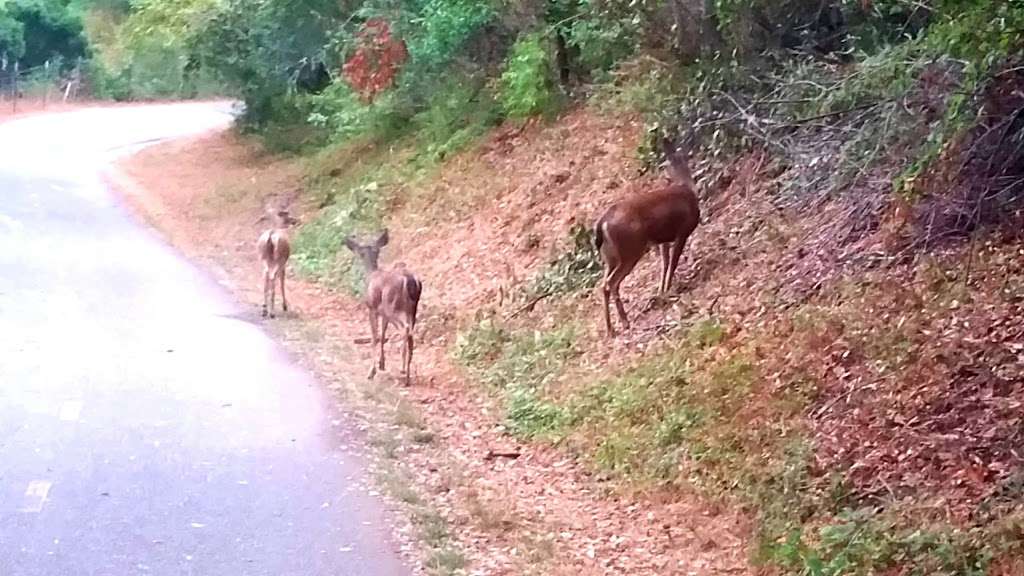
[376,229,390,248]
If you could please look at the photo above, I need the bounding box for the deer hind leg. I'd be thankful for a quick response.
[268,266,280,318]
[378,319,389,371]
[261,266,271,318]
[279,270,288,313]
[664,237,689,294]
[368,308,380,345]
[603,252,643,335]
[402,327,413,386]
[369,319,387,380]
[659,244,670,294]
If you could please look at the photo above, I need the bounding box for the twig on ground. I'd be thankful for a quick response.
[507,291,552,319]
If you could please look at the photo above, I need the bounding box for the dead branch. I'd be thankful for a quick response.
[507,291,552,320]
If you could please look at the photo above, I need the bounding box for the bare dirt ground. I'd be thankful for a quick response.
[110,125,754,575]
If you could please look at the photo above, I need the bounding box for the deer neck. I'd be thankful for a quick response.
[667,165,696,192]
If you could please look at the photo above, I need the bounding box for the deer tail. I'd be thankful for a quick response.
[593,217,606,252]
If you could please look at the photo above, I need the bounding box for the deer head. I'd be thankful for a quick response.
[661,136,695,189]
[257,207,300,227]
[344,230,389,272]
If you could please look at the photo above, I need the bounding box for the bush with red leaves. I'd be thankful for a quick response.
[342,19,408,102]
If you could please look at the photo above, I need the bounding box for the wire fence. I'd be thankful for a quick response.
[0,56,85,113]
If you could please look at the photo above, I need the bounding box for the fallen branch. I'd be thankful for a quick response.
[484,449,521,461]
[507,291,552,319]
[781,100,886,127]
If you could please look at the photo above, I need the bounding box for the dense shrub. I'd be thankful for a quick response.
[498,33,558,119]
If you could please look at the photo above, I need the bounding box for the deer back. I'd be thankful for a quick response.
[367,268,421,327]
[599,182,700,249]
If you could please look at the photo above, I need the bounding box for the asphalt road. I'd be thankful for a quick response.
[0,103,409,575]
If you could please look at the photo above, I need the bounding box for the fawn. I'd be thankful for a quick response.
[344,230,423,385]
[257,208,298,318]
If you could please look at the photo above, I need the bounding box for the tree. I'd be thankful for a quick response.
[8,0,88,68]
[0,7,26,60]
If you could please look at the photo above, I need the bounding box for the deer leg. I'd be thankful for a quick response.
[665,238,689,294]
[279,271,288,313]
[369,309,380,345]
[378,319,389,371]
[268,267,278,318]
[261,268,271,318]
[606,253,643,334]
[659,244,670,294]
[402,329,413,386]
[369,319,387,380]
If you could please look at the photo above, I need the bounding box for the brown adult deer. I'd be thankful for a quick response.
[593,136,701,336]
[257,208,299,318]
[344,230,423,385]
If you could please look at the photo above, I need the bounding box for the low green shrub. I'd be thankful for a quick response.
[498,33,560,119]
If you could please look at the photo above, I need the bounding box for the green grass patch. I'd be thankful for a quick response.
[563,336,797,489]
[762,507,1006,576]
[454,320,577,439]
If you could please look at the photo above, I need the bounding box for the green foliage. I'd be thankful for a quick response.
[7,0,88,68]
[523,223,602,300]
[0,7,26,59]
[764,509,995,576]
[309,82,403,143]
[411,78,501,161]
[292,178,385,293]
[406,0,495,70]
[454,320,576,438]
[191,0,341,126]
[310,70,500,159]
[499,33,558,119]
[591,56,678,117]
[688,316,726,348]
[564,10,639,73]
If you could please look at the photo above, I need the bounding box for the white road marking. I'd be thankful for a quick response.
[21,480,52,513]
[58,401,83,422]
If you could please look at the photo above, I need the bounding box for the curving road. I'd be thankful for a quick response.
[0,103,409,575]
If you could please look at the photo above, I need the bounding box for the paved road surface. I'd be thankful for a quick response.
[0,103,409,575]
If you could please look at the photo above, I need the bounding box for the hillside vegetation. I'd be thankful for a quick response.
[114,1,1024,574]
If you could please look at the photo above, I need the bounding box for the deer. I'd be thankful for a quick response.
[257,208,299,319]
[344,230,423,385]
[593,136,701,337]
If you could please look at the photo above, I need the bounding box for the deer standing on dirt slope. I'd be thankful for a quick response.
[257,208,299,318]
[344,230,423,385]
[594,137,701,336]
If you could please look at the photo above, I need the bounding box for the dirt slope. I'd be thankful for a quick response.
[111,126,754,575]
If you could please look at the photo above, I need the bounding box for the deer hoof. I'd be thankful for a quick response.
[368,366,377,380]
[261,308,268,318]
